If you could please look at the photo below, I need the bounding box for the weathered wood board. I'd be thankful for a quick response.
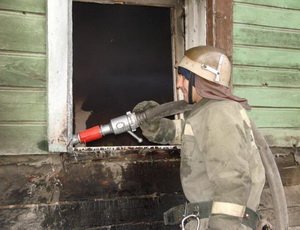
[0,0,47,155]
[0,149,299,229]
[233,0,300,147]
[0,0,45,13]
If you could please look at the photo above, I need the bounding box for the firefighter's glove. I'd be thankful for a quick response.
[133,101,161,140]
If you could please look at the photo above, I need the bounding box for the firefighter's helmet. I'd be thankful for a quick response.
[178,46,231,87]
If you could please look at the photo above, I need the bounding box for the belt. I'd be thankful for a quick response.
[164,201,259,229]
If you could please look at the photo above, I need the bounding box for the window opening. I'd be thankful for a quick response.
[73,2,174,146]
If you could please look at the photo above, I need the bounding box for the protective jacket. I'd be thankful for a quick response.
[145,99,265,229]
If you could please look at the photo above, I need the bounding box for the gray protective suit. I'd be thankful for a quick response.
[135,99,265,230]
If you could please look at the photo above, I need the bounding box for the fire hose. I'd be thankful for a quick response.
[69,100,194,145]
[250,120,289,230]
[69,100,288,229]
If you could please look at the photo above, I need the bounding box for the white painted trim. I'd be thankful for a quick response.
[170,1,185,101]
[185,0,206,49]
[47,0,73,152]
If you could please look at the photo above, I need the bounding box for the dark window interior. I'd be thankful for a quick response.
[73,2,173,146]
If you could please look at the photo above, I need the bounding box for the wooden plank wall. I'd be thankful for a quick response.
[232,0,300,147]
[0,150,185,229]
[0,0,299,229]
[0,149,300,229]
[0,0,47,154]
[206,0,233,58]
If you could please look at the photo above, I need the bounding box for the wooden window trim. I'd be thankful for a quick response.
[47,0,186,152]
[206,0,233,59]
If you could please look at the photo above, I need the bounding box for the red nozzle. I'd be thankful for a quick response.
[78,125,103,143]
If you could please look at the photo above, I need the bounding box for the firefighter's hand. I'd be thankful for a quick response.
[133,101,161,137]
[133,100,159,114]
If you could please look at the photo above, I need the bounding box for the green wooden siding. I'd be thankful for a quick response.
[0,90,46,121]
[0,125,47,155]
[0,12,46,53]
[0,54,46,88]
[234,0,300,10]
[233,66,300,88]
[0,0,46,14]
[0,0,47,154]
[233,46,300,69]
[234,3,300,30]
[234,24,300,50]
[233,1,300,147]
[249,108,300,128]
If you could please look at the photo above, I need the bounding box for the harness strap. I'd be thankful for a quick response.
[164,201,259,229]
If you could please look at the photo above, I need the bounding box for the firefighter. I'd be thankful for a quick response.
[133,46,266,229]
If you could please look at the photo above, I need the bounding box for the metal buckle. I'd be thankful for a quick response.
[181,202,200,230]
[181,214,200,230]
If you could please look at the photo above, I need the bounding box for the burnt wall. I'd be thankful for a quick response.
[0,149,184,229]
[0,148,300,229]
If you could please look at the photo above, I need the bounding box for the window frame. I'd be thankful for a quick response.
[47,0,205,152]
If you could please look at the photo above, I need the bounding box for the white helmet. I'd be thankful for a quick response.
[178,46,231,87]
